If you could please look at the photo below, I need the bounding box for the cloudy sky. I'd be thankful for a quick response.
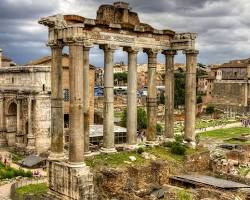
[1,0,250,67]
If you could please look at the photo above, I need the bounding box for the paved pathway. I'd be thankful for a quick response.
[0,182,12,200]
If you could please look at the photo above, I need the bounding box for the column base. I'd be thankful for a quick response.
[124,144,137,151]
[47,160,94,200]
[48,152,66,161]
[185,141,196,149]
[84,151,100,158]
[84,151,92,155]
[145,140,159,147]
[100,147,117,154]
[162,138,175,143]
[26,136,35,152]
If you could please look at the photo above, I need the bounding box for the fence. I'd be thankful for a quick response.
[10,177,47,200]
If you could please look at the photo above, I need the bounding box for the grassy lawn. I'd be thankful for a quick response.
[85,145,205,169]
[200,127,250,140]
[15,183,48,196]
[146,146,184,162]
[85,151,145,168]
[173,118,239,133]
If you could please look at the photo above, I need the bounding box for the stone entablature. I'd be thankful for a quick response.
[39,3,196,51]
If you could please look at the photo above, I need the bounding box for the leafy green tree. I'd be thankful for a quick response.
[206,105,215,114]
[120,107,147,130]
[114,72,127,84]
[159,91,165,105]
[156,123,163,135]
[197,96,203,104]
[174,71,185,108]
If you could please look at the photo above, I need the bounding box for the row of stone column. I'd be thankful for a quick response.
[49,42,198,164]
[164,49,199,142]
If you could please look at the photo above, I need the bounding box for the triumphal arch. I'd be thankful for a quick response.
[39,2,198,199]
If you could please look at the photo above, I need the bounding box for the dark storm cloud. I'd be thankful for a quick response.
[0,0,250,66]
[0,0,57,19]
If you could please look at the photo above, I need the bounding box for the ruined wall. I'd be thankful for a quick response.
[33,95,51,154]
[212,81,248,108]
[221,67,247,80]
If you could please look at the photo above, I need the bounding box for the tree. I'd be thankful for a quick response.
[206,105,215,114]
[120,107,147,130]
[197,96,203,104]
[174,71,185,108]
[159,91,165,105]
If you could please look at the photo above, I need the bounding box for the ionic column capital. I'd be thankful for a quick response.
[48,42,64,49]
[183,49,199,55]
[123,46,140,54]
[100,44,117,52]
[143,48,159,58]
[162,49,177,56]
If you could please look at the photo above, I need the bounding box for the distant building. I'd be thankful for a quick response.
[207,58,250,113]
[0,61,51,154]
[29,54,96,126]
[0,51,96,155]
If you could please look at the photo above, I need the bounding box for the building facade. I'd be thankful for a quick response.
[29,54,95,126]
[0,65,51,154]
[207,59,250,113]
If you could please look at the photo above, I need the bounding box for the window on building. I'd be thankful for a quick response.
[64,114,69,128]
[63,89,70,101]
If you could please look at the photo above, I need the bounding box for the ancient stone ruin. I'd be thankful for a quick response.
[39,2,199,199]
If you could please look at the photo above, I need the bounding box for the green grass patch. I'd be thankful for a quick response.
[146,146,184,162]
[238,166,250,177]
[15,183,48,196]
[200,127,250,140]
[0,161,32,180]
[85,151,145,168]
[176,189,194,200]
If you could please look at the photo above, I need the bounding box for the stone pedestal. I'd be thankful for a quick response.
[45,161,94,200]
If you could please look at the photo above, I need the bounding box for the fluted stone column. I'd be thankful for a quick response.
[27,97,35,150]
[0,94,4,132]
[145,49,158,142]
[184,49,199,142]
[49,44,65,160]
[69,44,85,164]
[101,45,116,152]
[16,99,21,134]
[16,98,22,146]
[125,47,138,145]
[83,46,91,154]
[0,93,7,147]
[163,50,177,139]
[0,49,2,68]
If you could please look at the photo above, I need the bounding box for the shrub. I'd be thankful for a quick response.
[206,105,215,114]
[177,190,194,200]
[156,123,163,135]
[175,134,184,143]
[136,147,144,154]
[162,141,173,148]
[170,142,186,155]
[120,107,147,130]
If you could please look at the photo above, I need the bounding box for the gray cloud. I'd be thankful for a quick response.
[0,0,250,66]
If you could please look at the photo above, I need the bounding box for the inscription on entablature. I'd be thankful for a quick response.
[88,32,135,43]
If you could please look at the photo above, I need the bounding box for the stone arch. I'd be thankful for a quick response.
[6,100,17,146]
[8,102,17,116]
